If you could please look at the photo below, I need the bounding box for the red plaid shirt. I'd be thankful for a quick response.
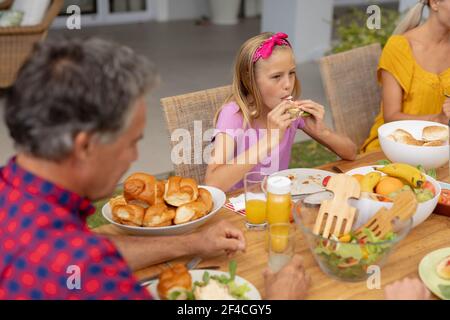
[0,158,151,300]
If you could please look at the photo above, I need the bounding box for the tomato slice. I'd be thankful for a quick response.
[438,189,450,205]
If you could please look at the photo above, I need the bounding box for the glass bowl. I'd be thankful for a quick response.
[293,195,412,282]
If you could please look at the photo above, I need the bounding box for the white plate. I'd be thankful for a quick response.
[146,269,261,300]
[271,168,335,195]
[418,247,450,300]
[102,185,226,236]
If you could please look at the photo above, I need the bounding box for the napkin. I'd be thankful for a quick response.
[225,193,246,216]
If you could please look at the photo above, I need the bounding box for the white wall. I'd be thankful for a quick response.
[166,0,208,21]
[262,0,334,64]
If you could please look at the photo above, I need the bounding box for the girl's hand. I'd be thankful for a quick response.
[296,100,327,135]
[266,101,296,144]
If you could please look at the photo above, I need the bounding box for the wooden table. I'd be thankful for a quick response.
[94,151,450,299]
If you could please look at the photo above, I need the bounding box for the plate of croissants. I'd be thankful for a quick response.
[102,173,226,236]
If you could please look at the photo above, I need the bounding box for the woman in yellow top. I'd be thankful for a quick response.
[361,0,450,153]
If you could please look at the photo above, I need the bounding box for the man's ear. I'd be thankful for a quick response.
[73,131,94,161]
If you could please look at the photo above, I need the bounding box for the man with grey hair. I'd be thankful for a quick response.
[0,38,246,299]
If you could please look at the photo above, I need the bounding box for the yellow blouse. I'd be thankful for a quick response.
[361,35,450,153]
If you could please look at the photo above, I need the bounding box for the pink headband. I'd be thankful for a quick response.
[252,33,291,63]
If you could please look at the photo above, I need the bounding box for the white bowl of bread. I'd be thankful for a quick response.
[102,173,226,236]
[379,120,449,169]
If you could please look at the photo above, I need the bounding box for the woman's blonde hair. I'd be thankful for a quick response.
[393,0,429,34]
[214,32,301,128]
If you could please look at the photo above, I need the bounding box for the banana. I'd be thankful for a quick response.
[361,172,381,192]
[375,163,426,188]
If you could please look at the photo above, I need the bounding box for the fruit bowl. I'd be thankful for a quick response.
[346,166,440,228]
[378,120,448,169]
[293,199,412,282]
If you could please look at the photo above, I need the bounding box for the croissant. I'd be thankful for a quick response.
[164,176,199,207]
[174,188,213,225]
[143,203,176,227]
[124,173,165,206]
[157,264,192,300]
[110,196,145,227]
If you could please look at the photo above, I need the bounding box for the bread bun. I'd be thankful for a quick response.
[422,126,449,142]
[157,264,192,300]
[391,129,424,146]
[110,196,145,227]
[124,173,164,206]
[436,255,450,280]
[174,188,213,224]
[143,203,176,227]
[164,176,199,207]
[423,140,445,147]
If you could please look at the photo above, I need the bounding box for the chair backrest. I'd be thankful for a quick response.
[320,43,382,150]
[161,85,232,183]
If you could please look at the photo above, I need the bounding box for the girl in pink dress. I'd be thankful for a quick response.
[205,32,357,192]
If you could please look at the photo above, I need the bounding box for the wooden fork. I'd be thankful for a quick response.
[354,190,417,240]
[313,174,361,238]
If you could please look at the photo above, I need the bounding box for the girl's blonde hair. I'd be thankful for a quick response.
[214,32,301,128]
[393,0,429,34]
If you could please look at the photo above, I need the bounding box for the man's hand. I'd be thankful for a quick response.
[263,254,311,300]
[384,277,431,300]
[191,220,246,258]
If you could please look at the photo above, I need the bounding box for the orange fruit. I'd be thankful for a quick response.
[352,174,364,185]
[375,177,404,196]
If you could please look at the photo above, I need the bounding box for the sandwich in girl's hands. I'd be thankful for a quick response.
[284,96,311,119]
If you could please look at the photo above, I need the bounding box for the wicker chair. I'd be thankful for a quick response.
[0,0,64,88]
[320,43,382,150]
[161,85,232,184]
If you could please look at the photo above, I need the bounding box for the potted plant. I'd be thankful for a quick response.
[209,0,241,25]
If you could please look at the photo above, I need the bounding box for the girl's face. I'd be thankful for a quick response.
[254,47,297,110]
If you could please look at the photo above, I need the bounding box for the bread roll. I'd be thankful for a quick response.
[423,140,444,147]
[110,197,145,227]
[157,264,192,300]
[436,255,450,280]
[422,126,449,142]
[174,188,213,224]
[390,129,424,146]
[164,176,199,207]
[143,203,176,227]
[124,173,164,206]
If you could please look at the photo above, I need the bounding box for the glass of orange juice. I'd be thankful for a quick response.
[268,223,295,272]
[244,172,267,230]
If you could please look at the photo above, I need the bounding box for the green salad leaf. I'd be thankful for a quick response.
[376,159,391,166]
[438,284,450,300]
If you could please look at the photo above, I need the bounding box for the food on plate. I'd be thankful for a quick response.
[157,264,193,300]
[387,126,448,147]
[360,172,381,192]
[110,196,145,227]
[285,173,327,195]
[376,163,425,188]
[314,228,397,280]
[438,189,450,205]
[353,164,435,203]
[375,177,404,196]
[387,129,423,146]
[124,173,165,207]
[159,261,251,300]
[109,174,214,228]
[352,174,364,185]
[436,256,450,280]
[164,176,199,207]
[422,126,449,142]
[174,188,213,224]
[143,203,176,227]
